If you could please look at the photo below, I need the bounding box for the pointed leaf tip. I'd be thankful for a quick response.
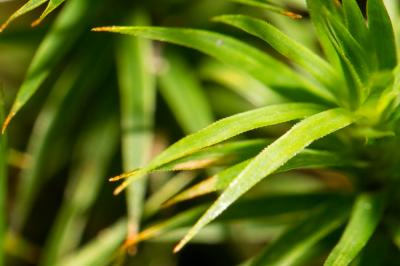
[282,11,302,19]
[91,26,116,32]
[1,112,14,134]
[31,18,43,27]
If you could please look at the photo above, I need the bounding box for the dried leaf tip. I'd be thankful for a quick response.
[113,180,130,195]
[91,26,116,32]
[0,21,9,33]
[282,11,302,19]
[31,18,43,27]
[173,240,185,253]
[109,168,140,182]
[2,112,14,134]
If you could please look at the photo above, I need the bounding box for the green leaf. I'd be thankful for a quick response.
[159,50,214,134]
[0,0,48,32]
[56,220,127,266]
[324,192,386,266]
[0,89,7,266]
[110,103,324,194]
[213,14,340,97]
[324,13,370,82]
[116,11,156,247]
[128,193,344,246]
[159,139,269,171]
[11,39,112,231]
[306,0,342,68]
[342,0,368,48]
[33,0,68,26]
[199,59,285,107]
[249,198,351,266]
[39,114,119,266]
[143,172,196,219]
[2,0,102,132]
[166,149,351,206]
[173,108,353,252]
[230,0,302,19]
[92,26,336,104]
[367,0,397,70]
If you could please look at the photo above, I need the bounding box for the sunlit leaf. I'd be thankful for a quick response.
[92,26,336,103]
[173,108,353,252]
[166,149,351,206]
[109,103,324,194]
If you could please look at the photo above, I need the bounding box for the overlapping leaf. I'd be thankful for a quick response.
[173,108,353,252]
[92,26,335,103]
[108,103,324,194]
[166,149,351,206]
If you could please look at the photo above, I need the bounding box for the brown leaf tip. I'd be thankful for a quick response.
[2,112,14,134]
[91,26,115,32]
[282,11,302,20]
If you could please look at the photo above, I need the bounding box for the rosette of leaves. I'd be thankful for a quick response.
[90,0,400,265]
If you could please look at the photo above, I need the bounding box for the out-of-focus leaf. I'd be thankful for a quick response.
[0,0,47,32]
[2,0,102,132]
[199,60,284,107]
[0,89,7,266]
[165,149,351,206]
[56,220,127,266]
[116,11,156,248]
[367,0,397,70]
[173,108,353,252]
[143,172,195,219]
[159,50,214,134]
[324,192,386,266]
[11,39,112,231]
[92,26,336,104]
[214,14,341,97]
[127,193,345,247]
[249,198,351,266]
[159,139,269,171]
[109,103,324,194]
[230,0,302,19]
[34,0,67,26]
[40,113,119,266]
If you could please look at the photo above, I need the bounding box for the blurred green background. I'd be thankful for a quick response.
[0,1,373,266]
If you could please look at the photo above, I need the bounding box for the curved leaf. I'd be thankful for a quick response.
[324,192,386,266]
[0,0,47,32]
[92,26,336,103]
[250,198,351,266]
[214,14,340,96]
[166,149,351,206]
[109,103,324,194]
[173,108,353,252]
[2,0,101,132]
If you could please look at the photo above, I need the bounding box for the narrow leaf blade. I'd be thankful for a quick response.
[324,192,386,266]
[93,26,335,103]
[174,108,353,252]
